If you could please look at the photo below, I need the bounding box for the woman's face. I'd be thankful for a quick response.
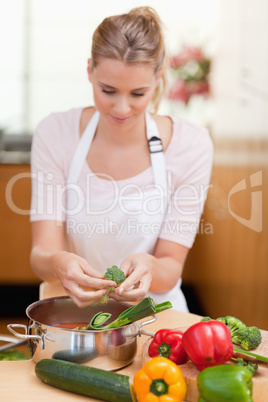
[88,58,160,128]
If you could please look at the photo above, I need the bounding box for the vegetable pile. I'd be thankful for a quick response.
[146,317,266,401]
[34,308,267,402]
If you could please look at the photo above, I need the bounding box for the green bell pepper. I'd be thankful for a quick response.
[197,364,253,402]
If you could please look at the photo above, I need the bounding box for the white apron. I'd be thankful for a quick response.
[65,110,188,312]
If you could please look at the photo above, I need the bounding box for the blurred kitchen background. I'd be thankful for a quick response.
[0,0,267,331]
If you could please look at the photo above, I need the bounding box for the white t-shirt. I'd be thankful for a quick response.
[30,107,213,311]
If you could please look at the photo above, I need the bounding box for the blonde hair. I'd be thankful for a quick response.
[91,6,167,114]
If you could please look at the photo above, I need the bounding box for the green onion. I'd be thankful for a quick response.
[233,347,268,363]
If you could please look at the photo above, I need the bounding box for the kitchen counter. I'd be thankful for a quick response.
[1,307,268,401]
[0,309,201,401]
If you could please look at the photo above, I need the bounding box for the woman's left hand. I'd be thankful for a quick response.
[109,253,153,302]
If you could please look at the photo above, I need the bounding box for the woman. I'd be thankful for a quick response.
[30,7,213,311]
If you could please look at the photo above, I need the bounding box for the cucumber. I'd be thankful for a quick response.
[52,347,98,364]
[35,358,136,402]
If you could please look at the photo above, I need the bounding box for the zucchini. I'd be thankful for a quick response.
[35,358,136,402]
[52,347,98,364]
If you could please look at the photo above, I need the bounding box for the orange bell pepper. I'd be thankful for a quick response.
[133,356,186,402]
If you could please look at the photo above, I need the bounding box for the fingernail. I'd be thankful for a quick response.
[118,287,124,295]
[109,282,116,287]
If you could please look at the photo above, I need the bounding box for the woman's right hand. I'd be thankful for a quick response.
[30,221,116,308]
[52,251,116,308]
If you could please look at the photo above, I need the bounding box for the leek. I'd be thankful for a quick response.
[89,297,172,330]
[87,312,112,329]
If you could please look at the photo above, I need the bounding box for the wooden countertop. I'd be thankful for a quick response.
[0,309,201,402]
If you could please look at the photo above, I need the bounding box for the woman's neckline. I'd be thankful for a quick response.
[76,107,176,184]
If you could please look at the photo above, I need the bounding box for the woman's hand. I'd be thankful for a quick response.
[109,240,189,303]
[109,253,153,302]
[52,251,117,308]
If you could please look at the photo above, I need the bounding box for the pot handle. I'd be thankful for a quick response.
[7,324,45,349]
[138,315,157,338]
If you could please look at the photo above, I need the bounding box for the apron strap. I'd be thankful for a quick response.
[67,110,100,184]
[145,113,168,204]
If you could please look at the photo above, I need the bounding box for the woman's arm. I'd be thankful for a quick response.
[151,238,189,292]
[30,221,66,282]
[30,221,116,307]
[110,238,189,301]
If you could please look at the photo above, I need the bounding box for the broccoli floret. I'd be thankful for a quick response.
[103,265,125,284]
[213,315,262,351]
[217,316,247,342]
[200,316,213,322]
[235,326,262,351]
[235,357,258,375]
[100,265,125,304]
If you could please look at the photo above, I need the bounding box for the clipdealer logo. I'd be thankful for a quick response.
[227,170,263,233]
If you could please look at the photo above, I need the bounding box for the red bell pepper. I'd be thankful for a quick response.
[148,329,189,365]
[182,320,233,371]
